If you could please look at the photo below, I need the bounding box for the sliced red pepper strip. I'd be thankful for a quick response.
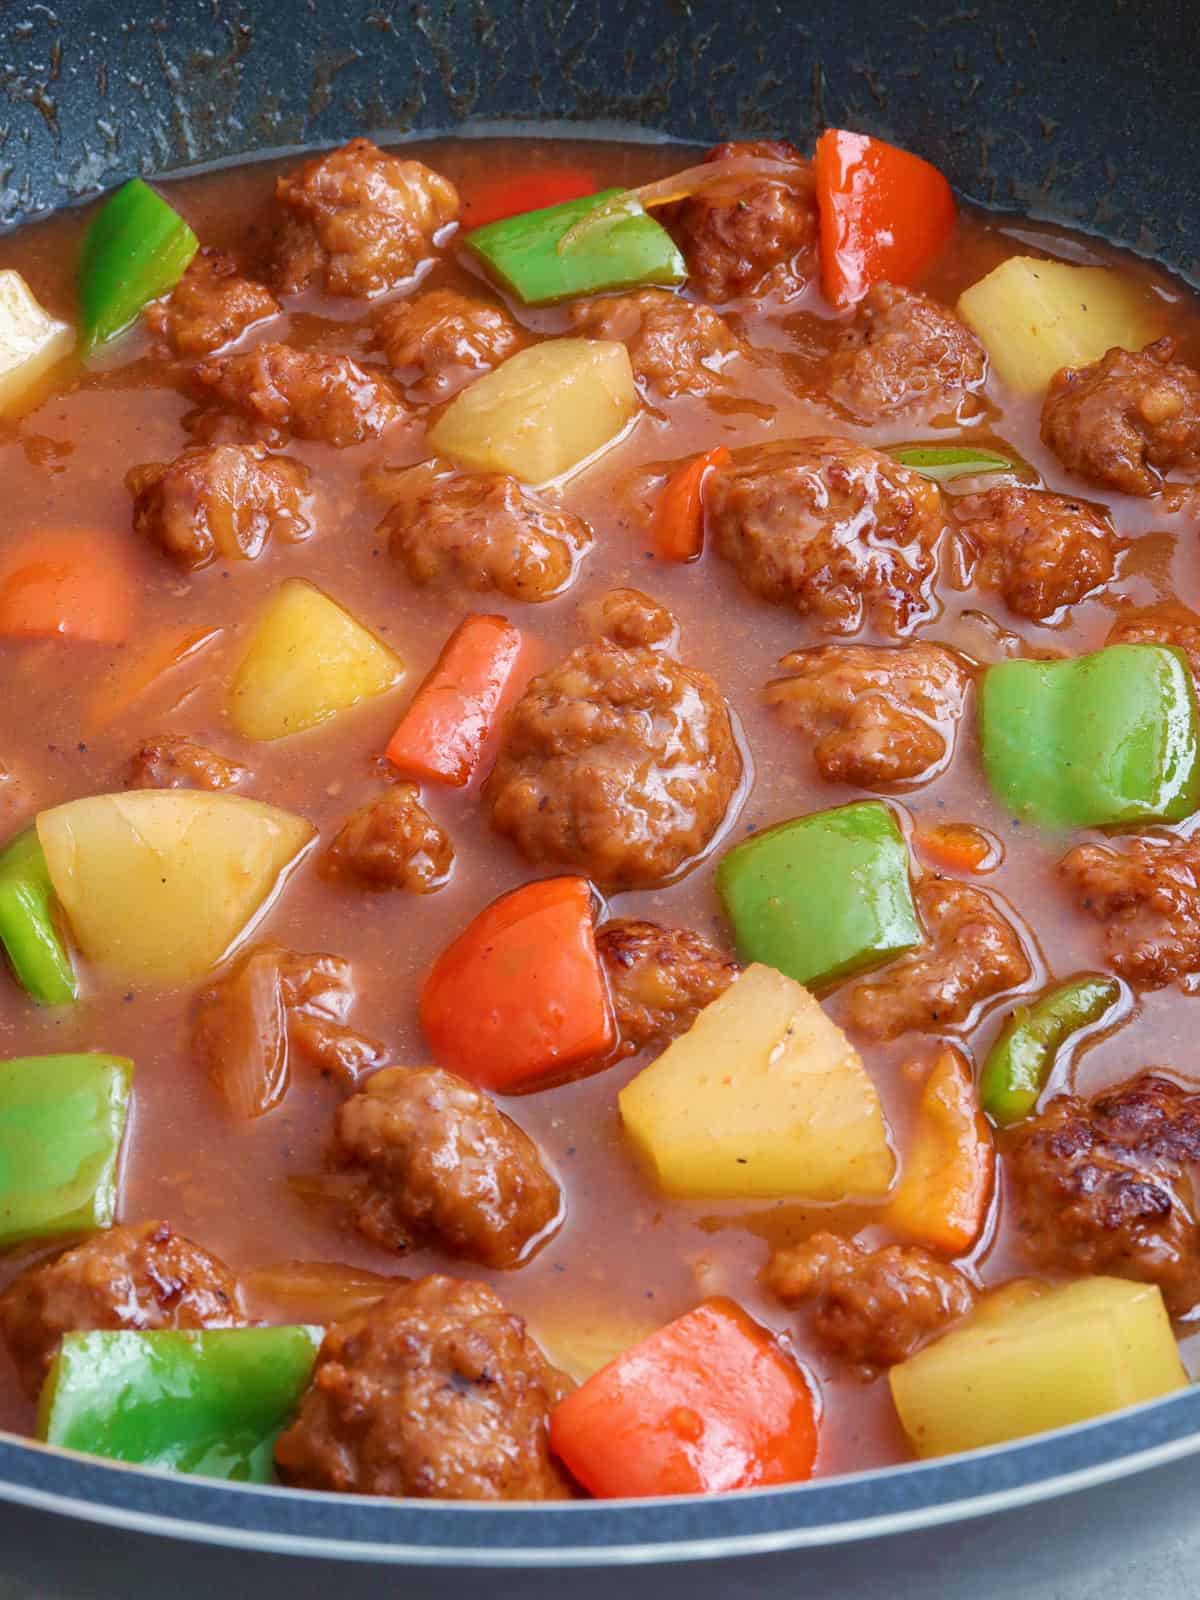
[887,1045,995,1255]
[653,444,731,562]
[463,168,598,229]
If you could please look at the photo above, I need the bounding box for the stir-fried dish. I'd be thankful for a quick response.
[1,128,1200,1498]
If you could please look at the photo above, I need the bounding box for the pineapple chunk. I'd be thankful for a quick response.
[957,256,1160,393]
[0,271,74,412]
[229,579,404,742]
[890,1277,1188,1459]
[618,963,895,1201]
[427,337,637,485]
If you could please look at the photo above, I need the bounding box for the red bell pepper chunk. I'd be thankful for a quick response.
[384,613,537,788]
[653,444,731,562]
[814,129,956,308]
[419,875,615,1092]
[549,1298,819,1497]
[463,168,598,230]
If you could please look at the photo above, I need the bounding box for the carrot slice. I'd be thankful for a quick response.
[653,444,730,562]
[384,614,536,788]
[0,527,135,644]
[419,875,614,1092]
[887,1045,995,1255]
[464,167,598,229]
[915,821,1000,875]
[549,1298,819,1497]
[87,624,221,732]
[815,130,956,308]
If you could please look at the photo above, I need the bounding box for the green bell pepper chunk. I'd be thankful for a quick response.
[78,178,198,355]
[0,1053,131,1249]
[0,828,77,1007]
[715,801,921,991]
[38,1325,322,1482]
[979,644,1200,830]
[465,188,686,306]
[981,975,1122,1126]
[890,444,1014,482]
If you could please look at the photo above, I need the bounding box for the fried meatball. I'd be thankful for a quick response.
[126,735,249,792]
[144,248,280,358]
[763,641,969,788]
[822,284,987,423]
[1108,608,1200,682]
[1059,834,1200,988]
[189,343,405,448]
[762,1232,974,1376]
[707,437,945,636]
[953,486,1117,621]
[0,1221,245,1399]
[383,471,591,603]
[1009,1074,1200,1316]
[272,138,460,298]
[273,1275,571,1499]
[332,1066,562,1267]
[486,639,741,888]
[847,878,1031,1039]
[126,442,314,569]
[597,918,739,1056]
[323,785,453,893]
[579,587,679,652]
[376,286,523,401]
[568,288,739,398]
[1041,338,1200,496]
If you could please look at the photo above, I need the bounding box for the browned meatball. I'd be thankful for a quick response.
[707,438,945,637]
[273,1276,571,1499]
[597,919,738,1056]
[568,289,739,398]
[272,138,460,298]
[762,1232,974,1376]
[579,587,678,652]
[332,1065,562,1267]
[1041,338,1200,496]
[383,470,591,603]
[821,284,987,423]
[1059,834,1200,988]
[144,248,280,358]
[1009,1075,1200,1316]
[1108,608,1200,682]
[126,443,314,569]
[486,640,741,888]
[0,1221,245,1399]
[323,784,453,893]
[763,641,970,788]
[663,140,818,303]
[847,878,1031,1039]
[953,486,1117,621]
[376,287,522,402]
[189,343,405,448]
[126,735,249,792]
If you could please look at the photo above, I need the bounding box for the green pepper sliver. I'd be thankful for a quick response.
[465,188,686,306]
[890,444,1014,482]
[715,800,921,992]
[0,1053,131,1249]
[38,1325,322,1482]
[77,178,198,355]
[0,828,77,1007]
[981,975,1122,1126]
[979,643,1200,830]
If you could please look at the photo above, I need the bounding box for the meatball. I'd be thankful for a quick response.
[663,139,818,303]
[332,1065,562,1267]
[126,443,314,569]
[375,286,523,401]
[579,587,678,652]
[273,1275,571,1499]
[486,639,741,888]
[1041,338,1200,496]
[1108,608,1200,682]
[567,289,739,398]
[953,486,1117,621]
[707,438,945,637]
[143,248,280,358]
[126,735,249,792]
[597,919,739,1056]
[272,138,460,298]
[189,343,405,448]
[0,1221,245,1399]
[847,878,1031,1039]
[821,284,987,423]
[382,470,591,603]
[762,641,970,788]
[1059,834,1200,988]
[1009,1074,1200,1316]
[762,1232,974,1376]
[323,784,453,893]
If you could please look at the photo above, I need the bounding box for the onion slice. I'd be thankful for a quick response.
[245,1259,403,1320]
